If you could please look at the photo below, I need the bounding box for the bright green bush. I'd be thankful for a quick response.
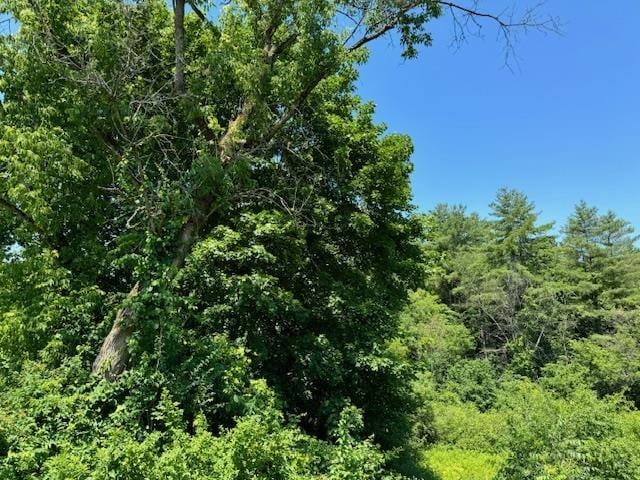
[429,400,505,453]
[444,359,498,411]
[495,380,640,479]
[422,447,506,480]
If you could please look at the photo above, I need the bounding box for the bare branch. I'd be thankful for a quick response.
[438,1,562,66]
[438,1,558,30]
[343,1,561,66]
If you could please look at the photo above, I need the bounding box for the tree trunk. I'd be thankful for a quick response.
[173,0,185,94]
[92,283,139,380]
[92,0,192,382]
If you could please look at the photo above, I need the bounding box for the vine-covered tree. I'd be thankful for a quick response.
[0,1,560,478]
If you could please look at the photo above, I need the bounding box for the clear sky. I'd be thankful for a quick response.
[356,1,640,231]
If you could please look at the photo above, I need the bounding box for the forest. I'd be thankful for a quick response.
[0,1,639,479]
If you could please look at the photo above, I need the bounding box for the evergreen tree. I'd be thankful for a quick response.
[561,202,640,335]
[563,201,603,269]
[488,188,555,271]
[421,204,489,303]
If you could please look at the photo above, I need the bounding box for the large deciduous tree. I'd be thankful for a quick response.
[0,0,558,477]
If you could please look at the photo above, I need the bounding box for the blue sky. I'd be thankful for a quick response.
[356,1,640,230]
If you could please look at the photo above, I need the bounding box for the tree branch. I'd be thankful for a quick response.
[173,0,186,95]
[438,1,561,65]
[437,1,519,28]
[348,22,396,51]
[344,1,560,60]
[255,67,330,148]
[270,32,299,59]
[0,196,45,236]
[186,0,207,24]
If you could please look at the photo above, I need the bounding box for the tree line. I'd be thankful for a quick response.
[403,190,640,478]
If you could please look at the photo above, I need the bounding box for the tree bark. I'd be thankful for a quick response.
[93,0,189,381]
[173,0,185,95]
[92,283,140,380]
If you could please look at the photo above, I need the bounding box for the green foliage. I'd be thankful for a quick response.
[0,0,442,477]
[405,192,640,479]
[488,188,555,270]
[444,359,498,411]
[415,378,640,480]
[495,380,640,480]
[0,351,401,479]
[430,400,506,453]
[422,447,506,480]
[569,315,640,404]
[399,290,473,379]
[0,0,634,478]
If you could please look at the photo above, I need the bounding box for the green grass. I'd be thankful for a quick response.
[421,447,507,480]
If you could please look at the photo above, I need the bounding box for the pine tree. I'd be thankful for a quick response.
[489,188,555,271]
